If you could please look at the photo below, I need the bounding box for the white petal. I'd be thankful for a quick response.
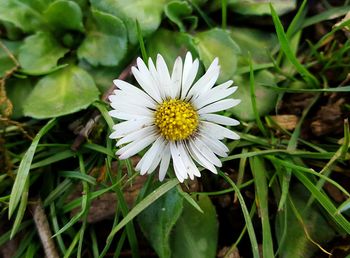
[186,58,220,99]
[159,143,171,181]
[201,121,240,140]
[198,133,228,157]
[156,54,173,98]
[177,141,201,179]
[117,133,157,160]
[147,138,167,174]
[192,137,222,167]
[116,125,157,146]
[170,142,188,182]
[109,104,153,117]
[132,67,162,102]
[198,99,241,114]
[109,89,156,110]
[139,137,165,175]
[110,118,154,139]
[108,111,152,120]
[148,58,166,100]
[181,56,199,99]
[193,82,237,109]
[187,139,217,174]
[171,56,183,99]
[200,114,240,126]
[113,80,157,106]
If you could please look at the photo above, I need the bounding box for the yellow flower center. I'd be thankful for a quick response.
[154,99,198,141]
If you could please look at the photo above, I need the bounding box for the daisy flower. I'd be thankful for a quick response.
[109,52,240,182]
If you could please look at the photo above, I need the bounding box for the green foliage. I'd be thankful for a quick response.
[0,0,51,32]
[6,79,32,118]
[138,187,183,258]
[18,31,69,75]
[170,195,218,258]
[164,1,197,32]
[23,66,99,118]
[44,0,84,32]
[78,9,127,66]
[195,28,240,83]
[90,0,166,44]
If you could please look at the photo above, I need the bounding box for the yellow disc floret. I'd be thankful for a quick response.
[154,99,199,141]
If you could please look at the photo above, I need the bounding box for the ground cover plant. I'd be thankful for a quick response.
[1,0,350,257]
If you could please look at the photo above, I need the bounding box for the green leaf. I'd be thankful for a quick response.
[0,40,20,77]
[164,1,193,32]
[44,0,84,32]
[107,179,179,242]
[77,9,127,66]
[8,118,56,218]
[275,185,336,258]
[0,0,51,32]
[269,3,319,87]
[195,28,240,83]
[230,70,278,121]
[147,29,197,70]
[90,0,166,44]
[23,65,99,118]
[250,157,274,258]
[230,27,278,64]
[18,32,69,75]
[6,79,33,119]
[171,195,218,258]
[10,177,29,239]
[80,61,123,93]
[211,0,296,16]
[138,187,183,258]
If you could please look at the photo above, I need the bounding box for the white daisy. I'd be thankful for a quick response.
[109,52,240,182]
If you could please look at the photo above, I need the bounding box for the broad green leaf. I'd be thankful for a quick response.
[195,28,240,83]
[0,0,51,32]
[80,61,122,93]
[8,118,56,218]
[78,9,127,66]
[0,40,20,77]
[138,188,183,258]
[44,0,84,32]
[230,27,278,64]
[6,79,33,119]
[23,65,99,118]
[171,195,218,258]
[230,70,277,121]
[2,21,22,40]
[18,32,69,75]
[90,0,166,44]
[275,185,336,258]
[147,29,197,70]
[210,0,296,15]
[164,1,193,32]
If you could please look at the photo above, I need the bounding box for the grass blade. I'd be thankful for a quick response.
[9,118,56,218]
[219,171,260,258]
[269,3,319,87]
[107,179,179,242]
[250,157,274,257]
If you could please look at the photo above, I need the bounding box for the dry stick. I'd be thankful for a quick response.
[30,199,59,258]
[71,60,135,151]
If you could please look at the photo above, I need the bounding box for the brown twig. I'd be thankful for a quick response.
[0,40,20,117]
[30,199,59,258]
[71,60,135,151]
